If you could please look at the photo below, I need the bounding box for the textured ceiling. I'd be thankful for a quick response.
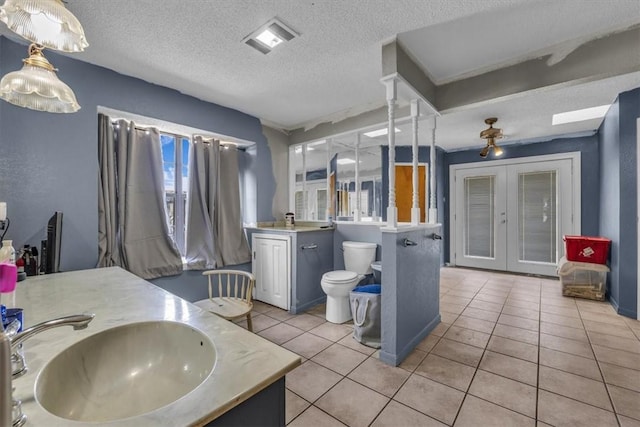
[4,0,638,150]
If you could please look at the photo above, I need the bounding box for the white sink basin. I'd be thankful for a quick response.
[35,321,216,422]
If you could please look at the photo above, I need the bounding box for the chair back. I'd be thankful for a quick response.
[203,270,255,303]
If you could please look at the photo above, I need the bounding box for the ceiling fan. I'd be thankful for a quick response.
[479,117,504,158]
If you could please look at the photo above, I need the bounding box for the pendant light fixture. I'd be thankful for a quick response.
[479,118,504,158]
[0,0,88,52]
[0,43,80,113]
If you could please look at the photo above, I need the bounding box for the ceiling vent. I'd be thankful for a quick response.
[244,18,298,54]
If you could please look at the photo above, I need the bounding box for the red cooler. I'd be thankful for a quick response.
[563,236,611,265]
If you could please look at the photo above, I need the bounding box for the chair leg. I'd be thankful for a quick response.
[246,312,253,333]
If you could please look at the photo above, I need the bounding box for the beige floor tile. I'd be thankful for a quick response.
[580,310,629,327]
[540,311,584,329]
[468,299,504,313]
[479,351,538,386]
[576,299,616,315]
[286,390,311,424]
[398,348,428,372]
[474,293,507,304]
[461,307,500,322]
[394,375,464,426]
[414,353,476,391]
[286,361,342,402]
[286,314,327,331]
[592,344,640,370]
[264,307,295,321]
[288,405,346,427]
[537,390,618,427]
[493,323,539,345]
[452,315,495,334]
[468,370,536,417]
[507,292,539,303]
[454,395,535,427]
[371,400,446,427]
[608,385,640,421]
[336,335,377,355]
[284,332,333,359]
[305,303,327,317]
[540,333,594,359]
[311,343,368,376]
[252,300,278,313]
[441,302,467,316]
[619,415,640,427]
[540,304,580,318]
[316,378,388,427]
[538,365,612,411]
[539,347,602,380]
[416,334,441,352]
[583,319,637,339]
[588,330,640,354]
[347,357,410,397]
[600,362,640,392]
[258,322,305,345]
[430,322,451,337]
[504,298,540,311]
[241,313,280,332]
[431,337,485,367]
[446,289,478,298]
[441,295,472,306]
[309,322,353,342]
[540,321,588,342]
[440,311,459,324]
[501,305,540,320]
[443,325,491,349]
[486,336,538,363]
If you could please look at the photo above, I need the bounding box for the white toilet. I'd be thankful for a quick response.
[321,241,377,323]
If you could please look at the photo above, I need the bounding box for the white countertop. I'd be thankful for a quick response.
[10,267,301,426]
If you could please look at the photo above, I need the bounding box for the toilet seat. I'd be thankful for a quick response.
[322,270,358,284]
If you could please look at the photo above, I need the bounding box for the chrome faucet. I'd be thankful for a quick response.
[1,314,95,427]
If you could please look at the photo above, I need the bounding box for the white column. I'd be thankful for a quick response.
[383,77,398,228]
[354,133,361,221]
[428,115,438,224]
[326,138,332,222]
[411,99,421,225]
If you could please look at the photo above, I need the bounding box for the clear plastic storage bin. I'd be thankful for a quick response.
[557,256,609,301]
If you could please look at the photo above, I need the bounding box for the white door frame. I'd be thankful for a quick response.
[449,152,581,273]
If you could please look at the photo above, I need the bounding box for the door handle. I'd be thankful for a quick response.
[500,220,506,224]
[402,238,418,247]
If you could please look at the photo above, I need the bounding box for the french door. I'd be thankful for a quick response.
[451,155,578,276]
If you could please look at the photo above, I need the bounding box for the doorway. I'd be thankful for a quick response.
[450,153,580,276]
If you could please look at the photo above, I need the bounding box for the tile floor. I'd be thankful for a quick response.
[238,267,640,427]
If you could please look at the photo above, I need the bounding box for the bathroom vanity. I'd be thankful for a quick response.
[246,225,334,314]
[9,267,300,426]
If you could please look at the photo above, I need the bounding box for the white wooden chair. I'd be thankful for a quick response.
[194,270,256,332]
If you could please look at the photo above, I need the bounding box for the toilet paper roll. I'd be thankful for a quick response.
[0,202,5,221]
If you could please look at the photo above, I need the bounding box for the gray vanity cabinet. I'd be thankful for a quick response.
[291,231,334,314]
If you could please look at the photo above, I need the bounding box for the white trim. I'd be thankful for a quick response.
[449,152,582,271]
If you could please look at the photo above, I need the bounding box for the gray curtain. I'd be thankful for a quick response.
[216,146,251,266]
[97,114,183,279]
[184,137,218,269]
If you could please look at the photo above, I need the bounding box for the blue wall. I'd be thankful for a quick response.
[443,134,600,263]
[599,88,639,318]
[0,37,276,299]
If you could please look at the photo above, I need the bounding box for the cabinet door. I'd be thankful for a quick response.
[252,235,290,310]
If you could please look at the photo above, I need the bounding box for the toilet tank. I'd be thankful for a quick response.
[343,241,377,275]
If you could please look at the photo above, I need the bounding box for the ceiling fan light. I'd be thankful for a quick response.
[479,145,489,158]
[0,44,80,113]
[493,143,504,157]
[0,0,88,52]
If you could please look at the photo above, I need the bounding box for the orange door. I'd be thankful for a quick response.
[395,165,426,222]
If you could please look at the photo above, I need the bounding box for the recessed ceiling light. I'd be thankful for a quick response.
[244,18,298,54]
[363,127,401,138]
[337,158,356,165]
[552,104,610,125]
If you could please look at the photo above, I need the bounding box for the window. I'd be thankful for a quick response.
[161,134,190,254]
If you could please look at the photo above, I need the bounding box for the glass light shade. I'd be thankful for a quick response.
[0,45,80,113]
[0,0,88,52]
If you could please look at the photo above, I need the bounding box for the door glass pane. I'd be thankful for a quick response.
[518,171,557,263]
[464,176,495,258]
